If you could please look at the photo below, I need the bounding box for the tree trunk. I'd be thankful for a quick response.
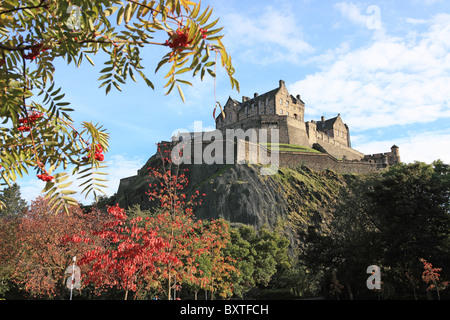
[346,283,353,300]
[168,275,171,300]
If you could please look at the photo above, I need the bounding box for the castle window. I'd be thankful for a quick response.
[251,104,255,112]
[280,98,282,105]
[286,111,289,116]
[245,106,248,114]
[286,101,289,107]
[280,109,283,114]
[266,98,269,105]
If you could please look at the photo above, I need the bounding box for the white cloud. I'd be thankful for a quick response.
[353,129,450,164]
[406,18,429,24]
[17,154,145,205]
[221,5,315,64]
[101,154,144,195]
[335,2,368,27]
[289,13,450,131]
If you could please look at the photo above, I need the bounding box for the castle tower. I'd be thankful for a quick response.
[390,145,400,164]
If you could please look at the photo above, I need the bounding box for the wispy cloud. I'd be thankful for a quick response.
[221,5,315,64]
[353,129,450,164]
[289,13,450,131]
[335,2,368,27]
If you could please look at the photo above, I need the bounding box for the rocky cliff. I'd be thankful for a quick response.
[116,152,357,249]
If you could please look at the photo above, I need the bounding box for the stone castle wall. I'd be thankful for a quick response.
[164,138,385,174]
[278,152,382,174]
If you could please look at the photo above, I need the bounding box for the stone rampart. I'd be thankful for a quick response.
[278,152,382,174]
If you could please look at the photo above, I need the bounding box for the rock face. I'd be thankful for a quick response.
[116,152,353,248]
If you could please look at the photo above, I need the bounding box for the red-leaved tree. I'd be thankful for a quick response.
[145,142,238,299]
[420,258,449,300]
[8,197,101,298]
[64,204,178,300]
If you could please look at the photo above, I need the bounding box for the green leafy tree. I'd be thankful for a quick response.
[368,161,450,266]
[0,0,238,213]
[0,182,28,216]
[225,225,291,298]
[305,161,450,299]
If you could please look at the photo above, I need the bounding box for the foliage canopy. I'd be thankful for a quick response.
[0,0,238,213]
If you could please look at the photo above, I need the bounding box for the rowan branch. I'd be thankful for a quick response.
[0,0,48,15]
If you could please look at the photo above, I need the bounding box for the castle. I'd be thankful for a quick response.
[212,79,400,173]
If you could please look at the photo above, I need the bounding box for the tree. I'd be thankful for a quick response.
[304,161,450,299]
[225,225,291,298]
[0,211,21,297]
[420,258,449,300]
[65,204,178,300]
[368,161,450,267]
[0,182,28,216]
[6,197,102,298]
[0,0,238,213]
[144,142,238,300]
[192,219,238,299]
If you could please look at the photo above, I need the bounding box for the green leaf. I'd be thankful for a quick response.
[124,3,132,24]
[104,6,119,17]
[112,81,122,92]
[175,67,191,75]
[177,84,185,103]
[85,54,95,66]
[117,6,124,25]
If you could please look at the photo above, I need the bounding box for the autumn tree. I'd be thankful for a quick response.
[187,219,238,299]
[5,197,102,299]
[0,0,238,213]
[143,142,238,300]
[64,204,178,300]
[0,211,21,297]
[420,258,449,300]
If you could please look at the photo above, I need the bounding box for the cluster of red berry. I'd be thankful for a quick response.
[83,144,104,162]
[17,126,31,132]
[17,111,43,132]
[94,144,104,161]
[37,173,54,182]
[164,27,208,51]
[22,43,48,61]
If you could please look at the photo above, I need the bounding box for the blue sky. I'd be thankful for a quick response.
[17,0,450,204]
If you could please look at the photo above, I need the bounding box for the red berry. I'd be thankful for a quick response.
[95,153,104,161]
[37,173,54,182]
[17,126,31,132]
[95,143,103,153]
